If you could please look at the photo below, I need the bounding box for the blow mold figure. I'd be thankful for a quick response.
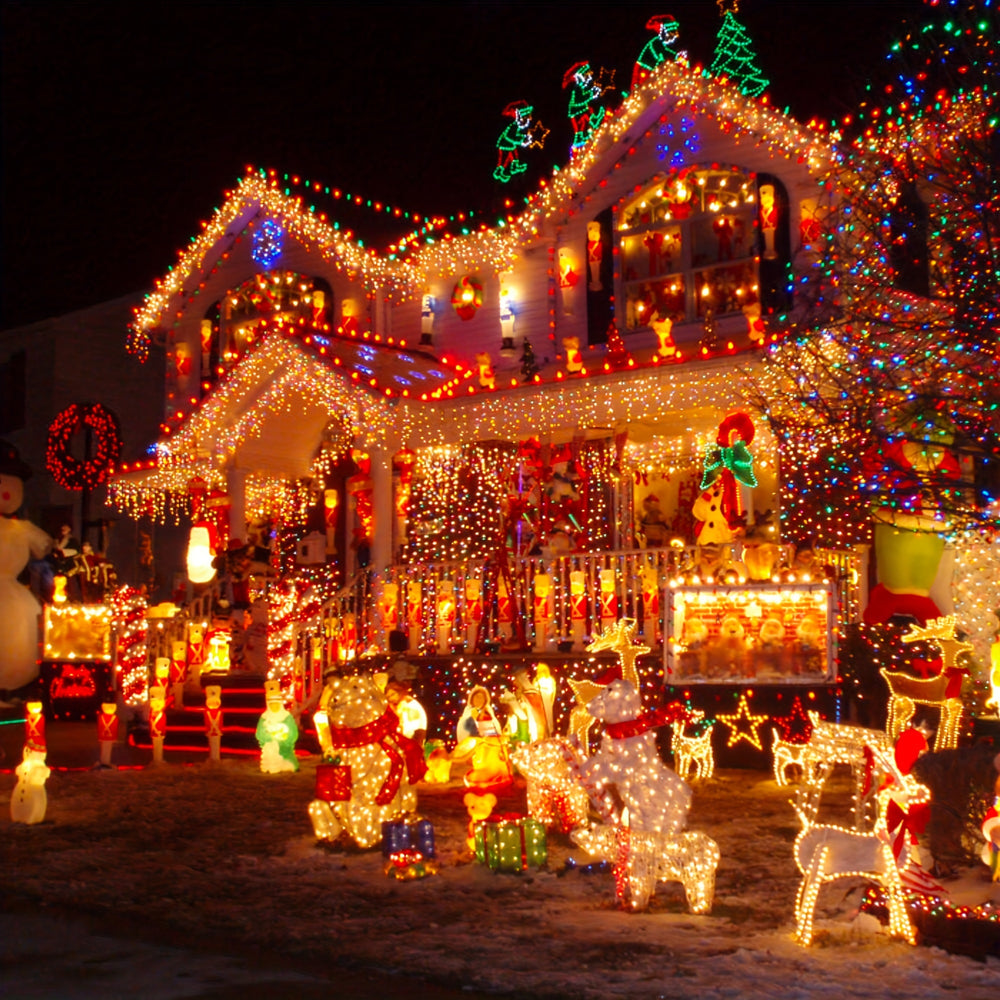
[256,680,299,773]
[0,441,52,696]
[862,412,962,626]
[11,746,50,824]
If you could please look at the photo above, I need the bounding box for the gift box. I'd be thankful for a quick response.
[474,813,547,872]
[315,762,352,802]
[383,848,439,881]
[381,816,436,859]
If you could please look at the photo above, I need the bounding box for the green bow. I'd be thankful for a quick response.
[700,441,757,491]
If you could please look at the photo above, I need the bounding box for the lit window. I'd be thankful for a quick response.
[619,166,760,330]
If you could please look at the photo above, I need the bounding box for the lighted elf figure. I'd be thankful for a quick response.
[563,61,612,151]
[981,754,1000,881]
[256,680,299,773]
[0,441,52,695]
[632,14,685,90]
[493,100,548,184]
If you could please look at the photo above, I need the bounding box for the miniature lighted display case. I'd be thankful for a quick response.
[665,582,834,684]
[41,604,114,720]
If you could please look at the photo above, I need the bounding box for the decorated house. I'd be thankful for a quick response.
[104,56,902,744]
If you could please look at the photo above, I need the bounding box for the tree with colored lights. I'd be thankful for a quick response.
[710,1,769,98]
[754,0,1000,564]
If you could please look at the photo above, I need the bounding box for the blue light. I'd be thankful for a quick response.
[252,219,284,269]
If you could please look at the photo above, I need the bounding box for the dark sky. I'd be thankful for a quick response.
[1,1,926,330]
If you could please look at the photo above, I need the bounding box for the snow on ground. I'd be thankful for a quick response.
[2,729,999,1000]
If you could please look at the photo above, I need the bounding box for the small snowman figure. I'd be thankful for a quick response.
[11,746,51,824]
[0,441,52,697]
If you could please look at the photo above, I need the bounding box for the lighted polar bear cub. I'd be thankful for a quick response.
[309,673,420,849]
[578,679,691,835]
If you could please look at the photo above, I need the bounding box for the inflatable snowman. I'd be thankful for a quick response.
[10,746,51,824]
[0,442,52,696]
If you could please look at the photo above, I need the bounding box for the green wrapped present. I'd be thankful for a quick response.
[475,813,547,872]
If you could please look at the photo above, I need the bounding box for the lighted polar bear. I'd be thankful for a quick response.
[572,679,719,913]
[577,678,691,835]
[309,673,423,849]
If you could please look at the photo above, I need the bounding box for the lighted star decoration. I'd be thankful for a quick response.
[716,692,767,750]
[772,696,813,745]
[900,616,974,673]
[568,619,651,753]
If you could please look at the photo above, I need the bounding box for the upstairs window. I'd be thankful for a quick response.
[619,165,761,331]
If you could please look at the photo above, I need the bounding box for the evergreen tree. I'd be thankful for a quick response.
[711,5,769,98]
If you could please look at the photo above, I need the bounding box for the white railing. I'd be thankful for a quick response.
[316,544,865,662]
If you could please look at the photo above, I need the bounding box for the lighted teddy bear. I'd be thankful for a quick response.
[794,615,823,675]
[755,617,787,677]
[677,616,709,678]
[0,441,52,695]
[707,615,750,678]
[309,673,424,849]
[576,679,691,835]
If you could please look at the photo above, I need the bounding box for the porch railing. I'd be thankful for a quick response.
[316,543,865,666]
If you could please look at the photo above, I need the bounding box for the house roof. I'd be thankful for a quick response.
[127,60,836,358]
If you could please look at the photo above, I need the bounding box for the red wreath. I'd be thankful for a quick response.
[46,403,123,491]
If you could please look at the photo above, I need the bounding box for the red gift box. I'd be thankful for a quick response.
[315,762,352,802]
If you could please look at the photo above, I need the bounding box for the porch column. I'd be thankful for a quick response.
[227,466,247,543]
[370,446,393,573]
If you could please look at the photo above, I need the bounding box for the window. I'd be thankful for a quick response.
[619,166,760,330]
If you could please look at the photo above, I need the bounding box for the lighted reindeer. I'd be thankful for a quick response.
[790,738,928,946]
[881,616,971,751]
[570,679,720,913]
[671,710,715,782]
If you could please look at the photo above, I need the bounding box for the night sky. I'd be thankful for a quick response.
[1,1,926,330]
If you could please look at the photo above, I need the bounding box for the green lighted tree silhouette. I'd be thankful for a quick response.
[710,2,769,98]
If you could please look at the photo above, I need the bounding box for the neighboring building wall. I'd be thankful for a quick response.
[0,295,168,588]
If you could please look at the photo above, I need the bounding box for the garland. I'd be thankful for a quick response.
[47,403,122,491]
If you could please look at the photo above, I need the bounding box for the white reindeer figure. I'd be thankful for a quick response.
[791,740,927,946]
